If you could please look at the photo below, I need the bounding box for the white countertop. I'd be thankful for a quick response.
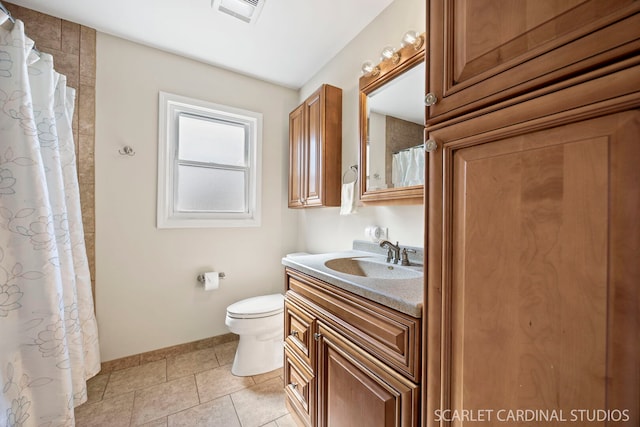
[282,250,423,318]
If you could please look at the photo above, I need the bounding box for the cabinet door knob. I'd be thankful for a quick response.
[290,330,298,337]
[424,92,438,106]
[425,139,438,153]
[289,382,298,389]
[314,333,322,341]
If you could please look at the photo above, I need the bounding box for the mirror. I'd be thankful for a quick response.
[359,38,425,204]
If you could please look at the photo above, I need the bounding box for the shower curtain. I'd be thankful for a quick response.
[392,145,425,187]
[0,19,100,426]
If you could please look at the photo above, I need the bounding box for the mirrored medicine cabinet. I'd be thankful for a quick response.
[359,34,426,204]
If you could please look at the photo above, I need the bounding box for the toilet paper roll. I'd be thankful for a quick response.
[203,272,219,291]
[365,226,384,242]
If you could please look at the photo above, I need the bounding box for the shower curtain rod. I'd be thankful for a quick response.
[0,0,15,24]
[393,143,425,155]
[0,1,41,55]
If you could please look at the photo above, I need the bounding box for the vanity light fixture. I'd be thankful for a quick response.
[360,29,424,76]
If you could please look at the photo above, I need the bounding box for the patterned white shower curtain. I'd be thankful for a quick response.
[0,19,100,426]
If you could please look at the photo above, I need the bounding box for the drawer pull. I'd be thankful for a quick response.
[314,333,322,341]
[290,330,299,337]
[288,382,298,389]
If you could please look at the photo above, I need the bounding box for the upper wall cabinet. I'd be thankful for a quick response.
[359,34,426,205]
[288,85,342,208]
[427,0,640,124]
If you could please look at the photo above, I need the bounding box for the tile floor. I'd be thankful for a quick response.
[75,340,294,427]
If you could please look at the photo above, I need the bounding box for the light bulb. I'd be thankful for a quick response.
[361,60,375,74]
[401,30,423,49]
[380,46,396,61]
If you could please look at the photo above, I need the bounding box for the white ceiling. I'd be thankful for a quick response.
[6,0,395,89]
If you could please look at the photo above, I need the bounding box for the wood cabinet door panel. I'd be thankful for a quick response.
[304,92,323,206]
[316,323,419,427]
[288,104,304,208]
[427,110,640,425]
[428,0,640,123]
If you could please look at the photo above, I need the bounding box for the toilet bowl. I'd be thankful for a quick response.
[225,293,284,376]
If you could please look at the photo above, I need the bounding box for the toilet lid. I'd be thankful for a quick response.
[227,293,284,319]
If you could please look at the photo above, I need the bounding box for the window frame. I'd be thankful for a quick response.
[157,91,262,228]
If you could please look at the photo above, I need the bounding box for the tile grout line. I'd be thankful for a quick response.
[128,390,137,427]
[194,371,203,404]
[228,389,244,427]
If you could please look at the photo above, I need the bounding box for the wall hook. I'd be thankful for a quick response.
[119,146,135,156]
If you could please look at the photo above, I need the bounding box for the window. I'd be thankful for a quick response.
[157,92,262,228]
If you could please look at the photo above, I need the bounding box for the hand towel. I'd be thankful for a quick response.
[340,180,357,215]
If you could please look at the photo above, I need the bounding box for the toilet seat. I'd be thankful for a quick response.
[226,293,284,319]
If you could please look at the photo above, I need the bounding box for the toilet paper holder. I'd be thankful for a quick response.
[197,272,226,284]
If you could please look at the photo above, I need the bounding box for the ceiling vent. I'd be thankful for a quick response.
[212,0,265,24]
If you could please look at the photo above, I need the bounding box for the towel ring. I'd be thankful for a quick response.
[342,165,358,184]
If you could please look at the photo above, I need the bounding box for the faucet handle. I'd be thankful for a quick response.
[401,248,417,266]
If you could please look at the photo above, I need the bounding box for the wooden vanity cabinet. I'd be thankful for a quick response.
[288,84,342,208]
[284,268,421,427]
[427,0,640,124]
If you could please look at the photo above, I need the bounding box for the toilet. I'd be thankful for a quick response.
[225,293,284,376]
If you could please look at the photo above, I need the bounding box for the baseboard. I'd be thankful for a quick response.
[100,333,238,373]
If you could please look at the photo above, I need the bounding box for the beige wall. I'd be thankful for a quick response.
[296,0,426,253]
[95,34,298,361]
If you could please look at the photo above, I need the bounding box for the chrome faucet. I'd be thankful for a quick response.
[379,240,401,264]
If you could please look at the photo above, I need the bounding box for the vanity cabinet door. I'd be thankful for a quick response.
[426,106,640,426]
[288,84,342,208]
[316,322,419,427]
[427,0,640,124]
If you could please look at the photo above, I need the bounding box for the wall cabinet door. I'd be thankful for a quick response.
[427,0,640,124]
[316,322,419,427]
[288,104,305,208]
[288,85,342,208]
[426,108,640,426]
[303,90,323,207]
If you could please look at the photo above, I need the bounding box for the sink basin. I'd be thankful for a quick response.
[324,257,422,280]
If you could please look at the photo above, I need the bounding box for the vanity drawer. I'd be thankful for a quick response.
[284,350,315,427]
[284,299,315,367]
[286,268,421,382]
